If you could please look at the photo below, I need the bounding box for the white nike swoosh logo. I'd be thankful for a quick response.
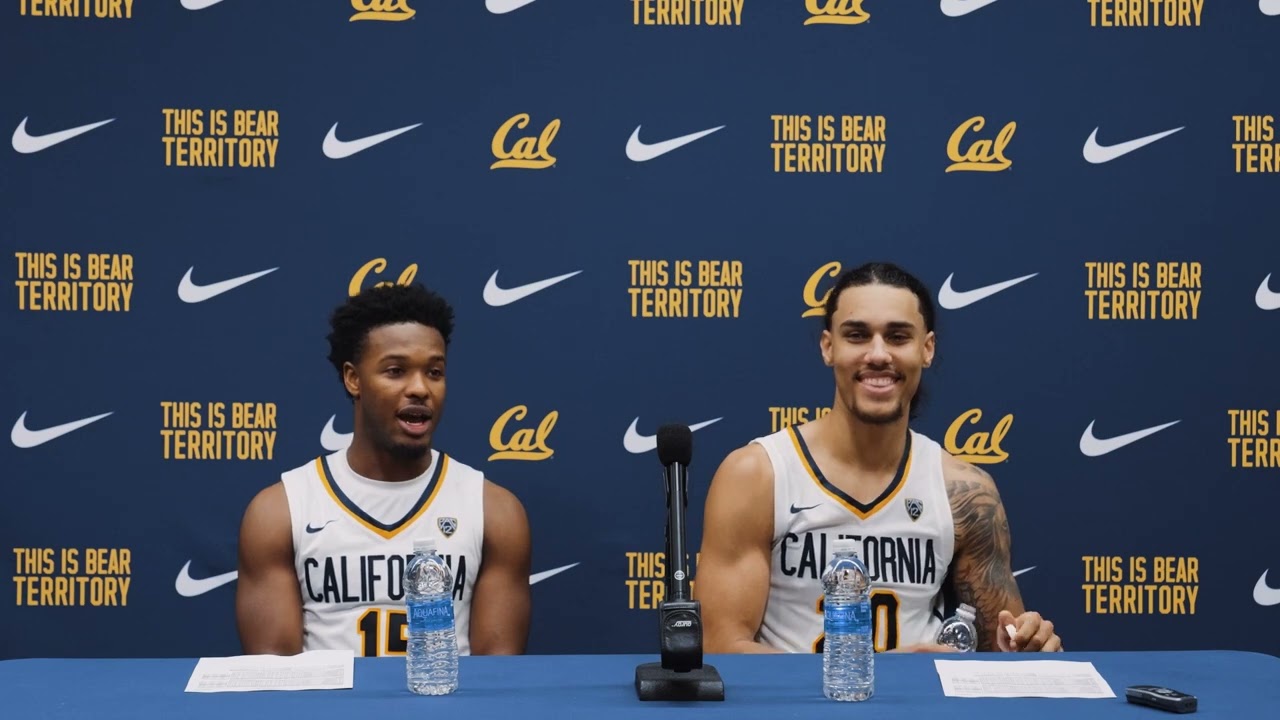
[1083,126,1184,164]
[938,272,1038,309]
[1254,570,1280,606]
[1262,0,1280,17]
[487,0,537,13]
[12,117,115,154]
[321,415,353,452]
[483,270,582,307]
[1079,419,1180,457]
[1012,566,1035,577]
[1256,274,1280,310]
[623,417,722,454]
[940,0,1000,17]
[322,122,421,160]
[175,561,239,597]
[178,266,278,304]
[11,411,113,449]
[182,0,226,9]
[530,562,579,585]
[626,125,725,162]
[175,561,576,597]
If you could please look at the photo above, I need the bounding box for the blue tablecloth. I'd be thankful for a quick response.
[3,651,1278,719]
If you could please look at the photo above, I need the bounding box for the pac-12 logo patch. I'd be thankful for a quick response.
[904,498,923,521]
[438,517,458,537]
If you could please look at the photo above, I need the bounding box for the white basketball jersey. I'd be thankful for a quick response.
[753,425,955,653]
[280,448,485,657]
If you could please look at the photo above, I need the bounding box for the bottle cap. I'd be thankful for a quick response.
[831,538,859,555]
[413,538,436,554]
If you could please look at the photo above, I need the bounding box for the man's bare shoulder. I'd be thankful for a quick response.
[940,452,999,499]
[711,441,775,492]
[243,481,290,525]
[481,478,528,527]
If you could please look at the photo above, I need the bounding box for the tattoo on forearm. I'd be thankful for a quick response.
[948,464,1023,651]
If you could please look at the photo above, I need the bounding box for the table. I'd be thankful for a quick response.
[3,651,1278,719]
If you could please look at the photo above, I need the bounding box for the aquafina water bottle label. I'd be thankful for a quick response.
[825,601,871,635]
[409,598,454,633]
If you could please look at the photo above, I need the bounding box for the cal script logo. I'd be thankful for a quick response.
[946,116,1015,172]
[802,261,842,318]
[349,258,418,296]
[491,114,559,170]
[350,0,415,21]
[804,0,870,25]
[489,405,557,460]
[944,409,1012,464]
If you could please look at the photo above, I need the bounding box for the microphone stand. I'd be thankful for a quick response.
[634,426,725,701]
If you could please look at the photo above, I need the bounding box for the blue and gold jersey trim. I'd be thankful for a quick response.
[787,426,912,520]
[315,454,448,540]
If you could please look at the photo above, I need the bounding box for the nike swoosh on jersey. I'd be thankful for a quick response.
[1082,126,1184,164]
[306,520,336,534]
[530,563,579,585]
[623,417,722,454]
[790,504,820,514]
[321,415,353,452]
[937,272,1037,310]
[626,125,725,162]
[940,0,1000,17]
[322,122,421,159]
[1012,566,1035,577]
[178,266,278,303]
[182,0,227,9]
[175,561,239,597]
[1079,419,1180,457]
[483,269,582,307]
[1262,0,1280,17]
[11,411,113,448]
[1256,274,1280,310]
[12,117,115,154]
[487,0,538,13]
[1254,570,1280,606]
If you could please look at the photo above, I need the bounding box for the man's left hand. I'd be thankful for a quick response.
[996,610,1062,652]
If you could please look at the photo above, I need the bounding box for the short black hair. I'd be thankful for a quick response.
[822,262,936,420]
[823,261,936,333]
[326,283,456,395]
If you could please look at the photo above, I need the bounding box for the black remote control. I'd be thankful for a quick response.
[1125,685,1197,713]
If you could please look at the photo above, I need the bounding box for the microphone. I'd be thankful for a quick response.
[634,423,725,702]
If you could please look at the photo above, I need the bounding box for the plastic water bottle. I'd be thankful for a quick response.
[404,538,458,695]
[821,538,873,701]
[935,603,979,652]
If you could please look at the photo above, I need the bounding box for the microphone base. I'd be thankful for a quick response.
[634,662,725,702]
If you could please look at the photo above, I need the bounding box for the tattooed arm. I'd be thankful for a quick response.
[944,455,1061,652]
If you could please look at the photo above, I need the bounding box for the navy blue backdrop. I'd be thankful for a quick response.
[4,0,1279,660]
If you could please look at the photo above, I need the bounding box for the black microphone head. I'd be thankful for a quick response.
[656,424,693,466]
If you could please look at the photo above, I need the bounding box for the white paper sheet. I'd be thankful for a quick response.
[184,649,354,693]
[933,659,1117,698]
